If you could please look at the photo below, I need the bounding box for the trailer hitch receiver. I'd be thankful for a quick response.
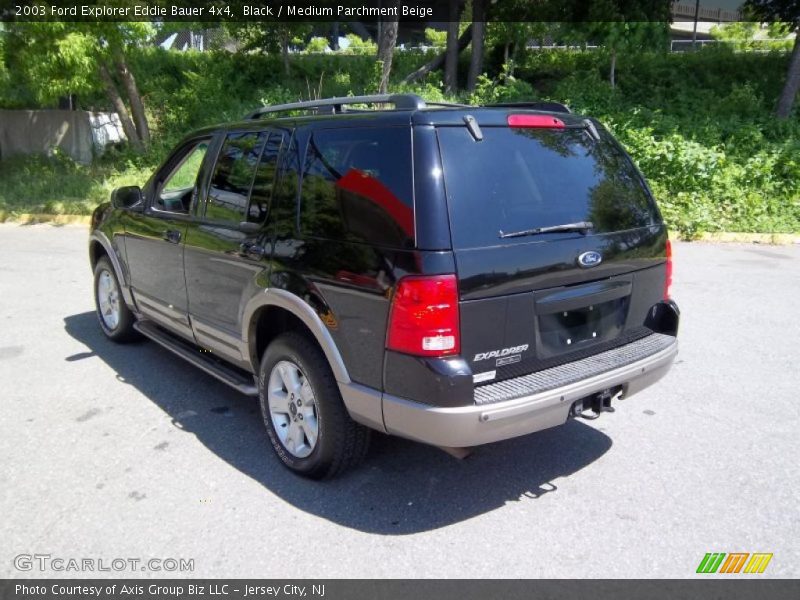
[570,386,622,420]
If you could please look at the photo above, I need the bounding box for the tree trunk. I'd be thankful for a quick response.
[609,48,617,89]
[403,25,472,84]
[376,15,398,94]
[98,62,142,153]
[444,0,461,93]
[331,21,340,51]
[114,52,150,146]
[282,37,290,76]
[466,0,486,92]
[510,42,519,77]
[776,34,800,119]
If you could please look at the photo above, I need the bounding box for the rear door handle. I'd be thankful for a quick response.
[162,229,182,244]
[240,241,267,259]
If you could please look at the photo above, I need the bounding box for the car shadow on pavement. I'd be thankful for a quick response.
[65,311,613,535]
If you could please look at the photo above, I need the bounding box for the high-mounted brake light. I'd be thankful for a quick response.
[508,114,565,129]
[664,239,673,299]
[387,274,460,357]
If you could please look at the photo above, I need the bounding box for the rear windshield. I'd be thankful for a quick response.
[437,126,659,249]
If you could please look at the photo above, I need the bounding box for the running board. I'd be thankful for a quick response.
[133,320,259,396]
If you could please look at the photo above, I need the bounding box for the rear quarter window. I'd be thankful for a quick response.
[299,127,414,248]
[437,126,659,249]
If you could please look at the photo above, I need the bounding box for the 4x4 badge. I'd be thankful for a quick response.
[578,251,602,268]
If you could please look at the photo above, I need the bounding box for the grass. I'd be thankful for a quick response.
[0,152,153,217]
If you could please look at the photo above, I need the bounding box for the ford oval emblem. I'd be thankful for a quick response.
[578,251,602,268]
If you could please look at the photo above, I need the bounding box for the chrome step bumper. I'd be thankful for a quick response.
[475,333,676,405]
[380,336,678,448]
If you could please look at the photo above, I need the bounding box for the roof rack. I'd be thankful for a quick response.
[484,101,572,114]
[426,101,472,108]
[246,93,427,120]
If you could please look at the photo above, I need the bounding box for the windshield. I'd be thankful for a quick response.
[437,125,660,249]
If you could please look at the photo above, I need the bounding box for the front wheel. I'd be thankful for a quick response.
[93,256,138,343]
[259,332,370,479]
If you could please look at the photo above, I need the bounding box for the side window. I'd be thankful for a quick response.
[299,128,414,248]
[206,131,267,223]
[270,133,300,239]
[155,140,209,213]
[247,132,284,223]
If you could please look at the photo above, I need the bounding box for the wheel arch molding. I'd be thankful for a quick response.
[243,289,351,385]
[89,231,134,307]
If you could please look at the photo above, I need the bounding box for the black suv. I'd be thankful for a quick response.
[89,94,679,478]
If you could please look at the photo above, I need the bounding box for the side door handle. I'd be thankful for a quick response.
[239,241,267,259]
[162,229,182,244]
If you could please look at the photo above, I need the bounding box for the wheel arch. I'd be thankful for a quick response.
[244,289,351,385]
[89,231,134,307]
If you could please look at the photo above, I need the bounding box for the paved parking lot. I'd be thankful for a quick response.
[0,223,798,578]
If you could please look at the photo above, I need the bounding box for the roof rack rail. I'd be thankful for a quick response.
[246,93,426,119]
[426,101,472,108]
[484,101,572,114]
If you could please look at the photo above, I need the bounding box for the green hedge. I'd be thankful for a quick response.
[1,46,797,235]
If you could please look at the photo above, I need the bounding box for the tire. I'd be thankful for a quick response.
[93,256,138,343]
[259,332,370,479]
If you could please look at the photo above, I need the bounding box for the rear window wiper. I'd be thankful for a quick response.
[499,221,594,239]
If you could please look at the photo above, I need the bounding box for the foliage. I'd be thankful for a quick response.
[767,22,795,37]
[744,0,800,27]
[226,22,312,54]
[3,22,154,105]
[0,41,797,235]
[341,34,378,55]
[710,22,760,43]
[468,66,537,104]
[424,28,447,49]
[708,22,791,52]
[305,37,331,54]
[0,34,9,102]
[546,48,800,236]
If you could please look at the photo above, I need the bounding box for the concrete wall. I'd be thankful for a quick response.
[0,109,125,164]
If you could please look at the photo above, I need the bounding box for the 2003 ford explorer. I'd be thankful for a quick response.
[89,94,680,479]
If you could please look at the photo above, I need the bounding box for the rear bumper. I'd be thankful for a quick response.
[379,336,678,448]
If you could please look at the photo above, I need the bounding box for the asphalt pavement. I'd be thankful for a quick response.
[0,223,798,578]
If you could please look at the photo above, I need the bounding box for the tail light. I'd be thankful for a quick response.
[387,274,460,357]
[664,239,673,299]
[508,114,565,129]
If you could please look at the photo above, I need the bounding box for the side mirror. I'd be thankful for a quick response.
[111,186,143,210]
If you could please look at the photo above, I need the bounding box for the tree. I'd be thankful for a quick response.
[226,23,312,76]
[710,21,760,50]
[562,1,671,89]
[401,25,473,85]
[444,0,463,93]
[5,22,152,152]
[467,0,487,92]
[486,22,553,77]
[484,2,564,85]
[745,0,800,118]
[376,5,399,94]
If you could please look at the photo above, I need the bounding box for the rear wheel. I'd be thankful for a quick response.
[93,256,138,343]
[259,332,370,479]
